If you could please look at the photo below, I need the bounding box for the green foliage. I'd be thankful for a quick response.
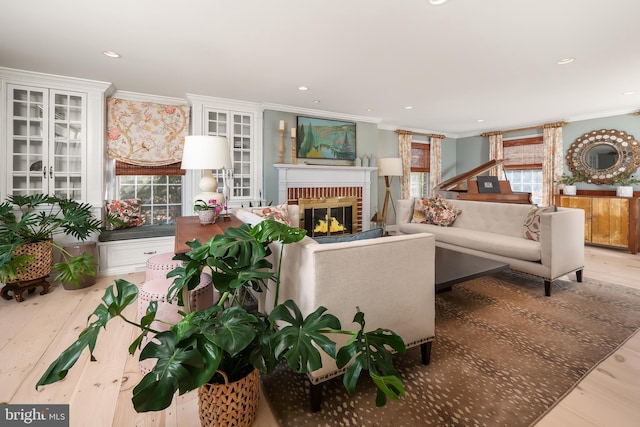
[557,170,588,185]
[611,169,640,186]
[36,219,407,413]
[0,194,103,285]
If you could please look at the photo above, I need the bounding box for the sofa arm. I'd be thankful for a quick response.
[540,208,585,278]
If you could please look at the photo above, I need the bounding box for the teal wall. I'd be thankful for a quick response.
[455,113,640,192]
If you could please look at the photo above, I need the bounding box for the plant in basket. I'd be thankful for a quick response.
[0,194,104,300]
[36,220,407,425]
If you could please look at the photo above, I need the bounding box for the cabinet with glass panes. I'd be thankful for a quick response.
[8,84,85,200]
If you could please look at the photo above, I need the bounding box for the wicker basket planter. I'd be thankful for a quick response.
[7,241,53,283]
[198,369,260,427]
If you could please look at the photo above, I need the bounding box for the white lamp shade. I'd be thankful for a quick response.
[181,135,232,170]
[377,158,403,177]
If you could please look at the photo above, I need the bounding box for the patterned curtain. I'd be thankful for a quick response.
[398,131,412,199]
[542,125,564,206]
[488,132,504,178]
[106,98,190,166]
[429,136,442,194]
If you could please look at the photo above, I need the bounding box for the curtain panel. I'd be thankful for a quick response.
[542,126,564,206]
[398,131,412,199]
[488,133,504,178]
[429,137,442,194]
[106,98,190,167]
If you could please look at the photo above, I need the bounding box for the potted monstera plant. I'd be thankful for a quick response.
[36,220,406,426]
[0,194,103,301]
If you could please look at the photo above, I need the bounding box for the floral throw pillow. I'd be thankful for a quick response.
[523,206,556,241]
[425,194,462,226]
[411,198,431,223]
[105,198,145,230]
[252,203,292,226]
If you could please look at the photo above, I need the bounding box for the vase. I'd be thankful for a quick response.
[197,210,218,225]
[616,186,633,197]
[563,185,577,196]
[61,242,98,290]
[198,369,260,427]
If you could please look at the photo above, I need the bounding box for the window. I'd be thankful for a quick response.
[118,175,182,225]
[503,136,543,205]
[410,142,430,198]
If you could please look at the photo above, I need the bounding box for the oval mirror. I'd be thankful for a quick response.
[566,129,640,185]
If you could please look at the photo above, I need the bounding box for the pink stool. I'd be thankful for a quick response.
[137,273,215,374]
[145,252,183,281]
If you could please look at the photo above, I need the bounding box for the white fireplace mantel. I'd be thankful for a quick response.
[274,164,378,231]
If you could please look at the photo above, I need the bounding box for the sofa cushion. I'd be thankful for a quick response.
[252,203,292,226]
[411,198,431,223]
[425,195,461,226]
[313,227,384,244]
[399,222,541,261]
[523,205,556,241]
[105,198,145,230]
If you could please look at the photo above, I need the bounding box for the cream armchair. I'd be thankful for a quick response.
[236,206,436,411]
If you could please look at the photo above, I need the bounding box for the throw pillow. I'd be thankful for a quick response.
[313,227,384,244]
[523,205,556,241]
[411,198,431,224]
[105,198,145,230]
[425,194,461,226]
[252,203,292,226]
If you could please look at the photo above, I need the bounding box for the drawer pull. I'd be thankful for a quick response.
[143,251,157,255]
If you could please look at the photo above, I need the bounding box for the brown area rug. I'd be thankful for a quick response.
[261,271,640,427]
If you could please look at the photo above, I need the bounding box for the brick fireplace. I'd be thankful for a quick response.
[274,164,377,232]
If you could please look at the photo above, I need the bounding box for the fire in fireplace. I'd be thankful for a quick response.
[298,197,358,237]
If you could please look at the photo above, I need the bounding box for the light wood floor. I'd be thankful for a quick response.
[0,245,638,427]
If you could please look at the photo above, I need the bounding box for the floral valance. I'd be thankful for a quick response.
[106,98,190,166]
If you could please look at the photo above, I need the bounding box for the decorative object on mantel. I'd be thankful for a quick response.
[193,199,224,225]
[354,157,362,167]
[181,135,232,205]
[566,129,640,185]
[290,126,297,164]
[278,120,285,163]
[556,171,588,195]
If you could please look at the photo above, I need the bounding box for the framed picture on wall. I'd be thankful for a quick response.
[296,116,356,161]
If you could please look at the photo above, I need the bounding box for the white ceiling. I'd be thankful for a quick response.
[1,0,639,138]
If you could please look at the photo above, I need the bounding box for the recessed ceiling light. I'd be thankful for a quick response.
[298,86,309,91]
[623,91,636,96]
[367,108,373,112]
[312,100,320,103]
[477,119,485,123]
[102,50,121,58]
[557,57,574,65]
[429,0,449,4]
[405,106,414,110]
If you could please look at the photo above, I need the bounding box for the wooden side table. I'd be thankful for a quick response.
[174,215,244,254]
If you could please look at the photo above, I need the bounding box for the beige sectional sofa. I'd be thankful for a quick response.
[235,205,436,411]
[396,198,585,296]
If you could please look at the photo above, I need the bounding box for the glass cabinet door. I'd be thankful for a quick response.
[9,86,48,196]
[7,85,86,200]
[50,90,85,200]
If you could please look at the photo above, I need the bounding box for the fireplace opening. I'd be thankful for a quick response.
[298,197,358,238]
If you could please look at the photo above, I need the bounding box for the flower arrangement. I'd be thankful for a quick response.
[611,169,640,186]
[193,199,225,213]
[557,170,588,186]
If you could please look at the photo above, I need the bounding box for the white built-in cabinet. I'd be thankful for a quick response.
[1,68,111,206]
[186,94,263,208]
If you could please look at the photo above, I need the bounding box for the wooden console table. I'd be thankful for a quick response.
[174,215,244,254]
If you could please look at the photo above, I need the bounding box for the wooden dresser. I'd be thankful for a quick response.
[555,193,640,254]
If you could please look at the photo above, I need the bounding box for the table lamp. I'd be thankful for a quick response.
[181,135,232,205]
[376,157,403,224]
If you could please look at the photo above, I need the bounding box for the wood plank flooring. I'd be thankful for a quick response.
[0,245,638,426]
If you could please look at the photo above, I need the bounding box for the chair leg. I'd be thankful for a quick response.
[421,341,432,365]
[576,269,583,282]
[544,280,551,297]
[310,382,322,412]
